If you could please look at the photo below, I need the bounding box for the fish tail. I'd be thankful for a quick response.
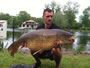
[8,41,21,56]
[33,49,43,56]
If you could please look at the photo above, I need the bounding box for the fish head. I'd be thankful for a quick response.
[57,30,76,45]
[63,35,76,44]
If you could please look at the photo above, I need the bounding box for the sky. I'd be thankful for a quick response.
[0,0,90,21]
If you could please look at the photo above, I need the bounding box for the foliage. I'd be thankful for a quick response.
[0,13,10,20]
[44,1,60,13]
[0,13,13,28]
[75,44,85,54]
[80,6,90,29]
[31,17,43,24]
[53,11,68,28]
[63,1,79,29]
[0,1,90,30]
[44,1,80,29]
[14,11,31,28]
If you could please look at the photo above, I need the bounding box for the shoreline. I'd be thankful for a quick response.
[19,48,90,56]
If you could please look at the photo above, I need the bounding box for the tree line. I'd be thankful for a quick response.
[0,1,90,30]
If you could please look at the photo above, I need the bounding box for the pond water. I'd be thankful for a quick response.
[73,31,90,52]
[0,28,90,52]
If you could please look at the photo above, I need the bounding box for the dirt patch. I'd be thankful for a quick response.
[19,48,90,56]
[19,48,31,55]
[62,50,90,56]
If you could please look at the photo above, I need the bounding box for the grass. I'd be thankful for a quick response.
[0,50,90,68]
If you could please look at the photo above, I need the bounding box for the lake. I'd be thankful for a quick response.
[0,28,90,53]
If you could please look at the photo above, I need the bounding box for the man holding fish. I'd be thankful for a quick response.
[8,8,75,68]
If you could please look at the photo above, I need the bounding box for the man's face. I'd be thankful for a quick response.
[43,11,53,25]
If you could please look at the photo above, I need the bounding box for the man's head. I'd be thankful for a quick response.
[43,8,54,26]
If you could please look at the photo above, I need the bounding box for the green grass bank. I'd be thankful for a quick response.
[0,50,90,68]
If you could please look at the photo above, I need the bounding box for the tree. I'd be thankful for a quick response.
[31,17,43,24]
[44,1,60,13]
[15,11,31,28]
[0,12,13,28]
[53,11,68,28]
[0,13,10,20]
[80,6,90,28]
[63,1,79,28]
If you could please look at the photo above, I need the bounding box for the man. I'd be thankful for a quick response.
[32,8,62,68]
[36,8,60,29]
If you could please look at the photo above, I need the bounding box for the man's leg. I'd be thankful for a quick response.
[51,48,62,68]
[32,54,41,68]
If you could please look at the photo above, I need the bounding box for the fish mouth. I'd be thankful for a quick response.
[62,36,76,45]
[70,36,76,42]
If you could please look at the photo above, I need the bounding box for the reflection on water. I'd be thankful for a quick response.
[1,29,36,48]
[0,29,90,52]
[86,41,90,51]
[73,32,90,52]
[2,32,22,48]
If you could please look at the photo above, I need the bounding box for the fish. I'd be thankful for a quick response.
[8,29,75,56]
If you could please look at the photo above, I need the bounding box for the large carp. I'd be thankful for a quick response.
[8,29,75,56]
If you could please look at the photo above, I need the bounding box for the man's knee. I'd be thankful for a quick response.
[51,48,62,56]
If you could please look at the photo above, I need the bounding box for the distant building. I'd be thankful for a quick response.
[0,20,7,39]
[19,20,39,29]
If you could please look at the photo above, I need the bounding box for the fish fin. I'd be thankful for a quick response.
[19,42,27,49]
[8,41,20,56]
[33,49,43,56]
[59,41,62,46]
[10,48,17,57]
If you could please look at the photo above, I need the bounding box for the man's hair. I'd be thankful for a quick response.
[43,8,53,16]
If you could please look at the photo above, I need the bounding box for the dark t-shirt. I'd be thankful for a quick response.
[36,23,60,60]
[36,23,60,30]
